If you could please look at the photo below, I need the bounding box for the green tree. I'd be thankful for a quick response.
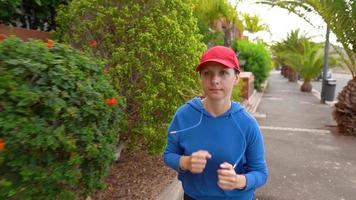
[282,40,324,92]
[56,0,205,153]
[242,13,269,35]
[273,32,338,92]
[192,0,244,46]
[271,29,310,82]
[0,0,69,31]
[259,0,356,135]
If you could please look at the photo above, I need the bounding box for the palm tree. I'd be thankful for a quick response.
[282,40,324,92]
[259,0,356,135]
[243,13,269,33]
[192,0,244,47]
[271,29,309,82]
[242,13,270,41]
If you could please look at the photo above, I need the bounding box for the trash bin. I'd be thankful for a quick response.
[325,79,336,101]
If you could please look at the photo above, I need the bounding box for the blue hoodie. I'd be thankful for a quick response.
[163,97,268,200]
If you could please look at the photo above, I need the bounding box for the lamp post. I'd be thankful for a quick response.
[320,25,330,103]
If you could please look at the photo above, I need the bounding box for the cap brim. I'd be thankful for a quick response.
[196,59,236,71]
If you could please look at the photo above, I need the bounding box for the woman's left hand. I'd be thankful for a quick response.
[217,162,246,190]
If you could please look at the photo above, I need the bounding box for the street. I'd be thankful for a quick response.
[311,72,353,99]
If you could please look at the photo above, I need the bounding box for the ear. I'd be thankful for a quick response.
[234,75,240,85]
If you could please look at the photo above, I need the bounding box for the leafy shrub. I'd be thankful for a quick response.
[0,36,124,199]
[232,40,272,91]
[56,0,205,153]
[231,80,244,103]
[0,0,69,31]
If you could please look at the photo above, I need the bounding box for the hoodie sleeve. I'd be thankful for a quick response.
[163,113,184,172]
[243,119,268,191]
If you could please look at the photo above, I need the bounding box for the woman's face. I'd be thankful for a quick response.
[200,62,239,102]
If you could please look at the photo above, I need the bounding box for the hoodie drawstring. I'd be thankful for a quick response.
[230,113,247,169]
[169,107,246,169]
[169,111,203,134]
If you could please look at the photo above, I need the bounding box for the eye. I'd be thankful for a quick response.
[220,70,229,76]
[202,70,210,76]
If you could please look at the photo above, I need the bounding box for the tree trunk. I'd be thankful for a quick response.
[300,80,312,92]
[281,65,285,76]
[288,68,298,82]
[332,77,356,135]
[283,66,290,78]
[224,24,232,47]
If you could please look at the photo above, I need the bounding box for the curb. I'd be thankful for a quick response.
[156,178,183,200]
[245,77,268,117]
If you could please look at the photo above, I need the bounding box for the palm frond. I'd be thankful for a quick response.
[257,0,356,77]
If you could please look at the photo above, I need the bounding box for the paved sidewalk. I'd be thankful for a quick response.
[255,71,356,200]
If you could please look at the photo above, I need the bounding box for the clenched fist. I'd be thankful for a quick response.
[217,162,246,190]
[179,150,212,173]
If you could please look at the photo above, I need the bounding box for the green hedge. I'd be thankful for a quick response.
[56,0,205,153]
[0,37,124,199]
[231,80,244,103]
[232,40,272,91]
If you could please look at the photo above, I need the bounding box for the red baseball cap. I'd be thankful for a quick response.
[196,46,240,72]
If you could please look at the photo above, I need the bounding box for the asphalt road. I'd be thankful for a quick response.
[311,73,353,98]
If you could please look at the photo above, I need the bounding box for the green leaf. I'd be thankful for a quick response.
[35,0,42,6]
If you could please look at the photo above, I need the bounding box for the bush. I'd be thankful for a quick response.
[0,36,124,199]
[56,0,205,153]
[232,40,272,91]
[231,80,244,103]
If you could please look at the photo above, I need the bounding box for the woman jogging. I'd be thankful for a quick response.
[163,46,268,200]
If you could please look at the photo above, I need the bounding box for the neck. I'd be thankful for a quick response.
[202,98,231,117]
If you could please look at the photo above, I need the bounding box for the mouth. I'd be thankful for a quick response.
[209,88,223,92]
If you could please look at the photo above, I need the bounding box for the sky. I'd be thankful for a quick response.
[232,0,339,45]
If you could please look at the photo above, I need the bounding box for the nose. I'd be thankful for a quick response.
[211,75,220,85]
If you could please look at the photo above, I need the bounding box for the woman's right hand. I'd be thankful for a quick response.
[179,150,212,173]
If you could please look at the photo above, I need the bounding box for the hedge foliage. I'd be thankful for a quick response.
[0,36,124,199]
[232,40,272,91]
[56,0,205,152]
[231,80,244,103]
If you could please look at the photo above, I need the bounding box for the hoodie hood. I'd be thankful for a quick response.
[187,97,244,118]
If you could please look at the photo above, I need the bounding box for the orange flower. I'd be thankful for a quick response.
[0,138,5,151]
[90,40,97,48]
[106,97,118,106]
[47,39,54,48]
[0,34,7,41]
